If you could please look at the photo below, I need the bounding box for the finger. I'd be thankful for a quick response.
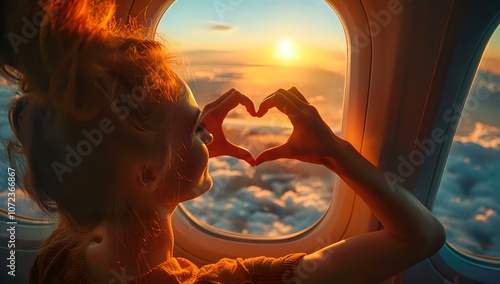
[202,88,238,111]
[262,88,290,101]
[259,88,307,117]
[202,88,255,115]
[287,87,309,104]
[233,93,256,116]
[256,92,300,120]
[258,91,280,117]
[278,88,310,109]
[202,90,256,120]
[216,90,255,118]
[255,144,289,166]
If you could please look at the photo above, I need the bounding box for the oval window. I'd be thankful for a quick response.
[157,0,347,237]
[0,80,55,221]
[433,25,500,259]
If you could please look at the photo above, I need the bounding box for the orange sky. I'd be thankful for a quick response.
[157,0,347,74]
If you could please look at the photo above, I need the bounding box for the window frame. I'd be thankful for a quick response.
[414,6,500,284]
[140,0,371,262]
[0,209,57,252]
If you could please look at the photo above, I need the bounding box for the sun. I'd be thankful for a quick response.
[275,39,298,60]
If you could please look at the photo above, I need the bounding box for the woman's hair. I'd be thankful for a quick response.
[2,0,183,257]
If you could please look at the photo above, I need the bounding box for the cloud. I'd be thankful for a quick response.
[203,20,237,33]
[188,69,244,83]
[179,50,247,68]
[182,155,334,236]
[455,122,500,149]
[434,138,500,257]
[481,57,500,74]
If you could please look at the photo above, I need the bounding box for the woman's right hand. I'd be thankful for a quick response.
[255,87,344,166]
[200,88,256,166]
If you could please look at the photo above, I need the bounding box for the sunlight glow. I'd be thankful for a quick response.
[275,39,298,60]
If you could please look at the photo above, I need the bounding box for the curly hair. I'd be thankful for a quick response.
[1,0,184,265]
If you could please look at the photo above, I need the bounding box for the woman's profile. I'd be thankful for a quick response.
[1,0,445,283]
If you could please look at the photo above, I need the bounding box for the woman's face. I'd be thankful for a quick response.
[158,82,214,204]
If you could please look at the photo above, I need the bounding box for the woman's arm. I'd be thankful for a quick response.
[255,87,446,284]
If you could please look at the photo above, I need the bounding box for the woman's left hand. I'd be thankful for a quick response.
[254,87,340,166]
[200,89,256,165]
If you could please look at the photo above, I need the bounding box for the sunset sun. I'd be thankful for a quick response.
[275,39,298,60]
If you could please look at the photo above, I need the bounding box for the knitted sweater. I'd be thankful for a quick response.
[30,222,306,283]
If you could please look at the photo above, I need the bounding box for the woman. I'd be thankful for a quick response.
[1,0,445,283]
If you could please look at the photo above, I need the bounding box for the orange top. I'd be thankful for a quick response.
[30,222,306,283]
[131,254,306,284]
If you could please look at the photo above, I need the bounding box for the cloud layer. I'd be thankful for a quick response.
[183,151,334,236]
[434,132,500,257]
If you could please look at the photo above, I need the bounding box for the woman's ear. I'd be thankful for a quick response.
[137,164,160,193]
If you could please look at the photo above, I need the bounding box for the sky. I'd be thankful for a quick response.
[483,27,500,74]
[156,0,500,74]
[156,0,348,135]
[157,0,347,73]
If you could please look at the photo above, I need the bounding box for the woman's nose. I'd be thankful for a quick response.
[200,128,213,145]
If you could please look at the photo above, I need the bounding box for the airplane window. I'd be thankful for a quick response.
[156,0,346,237]
[0,78,55,220]
[433,26,500,259]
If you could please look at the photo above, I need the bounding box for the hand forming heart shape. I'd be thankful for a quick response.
[200,87,339,167]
